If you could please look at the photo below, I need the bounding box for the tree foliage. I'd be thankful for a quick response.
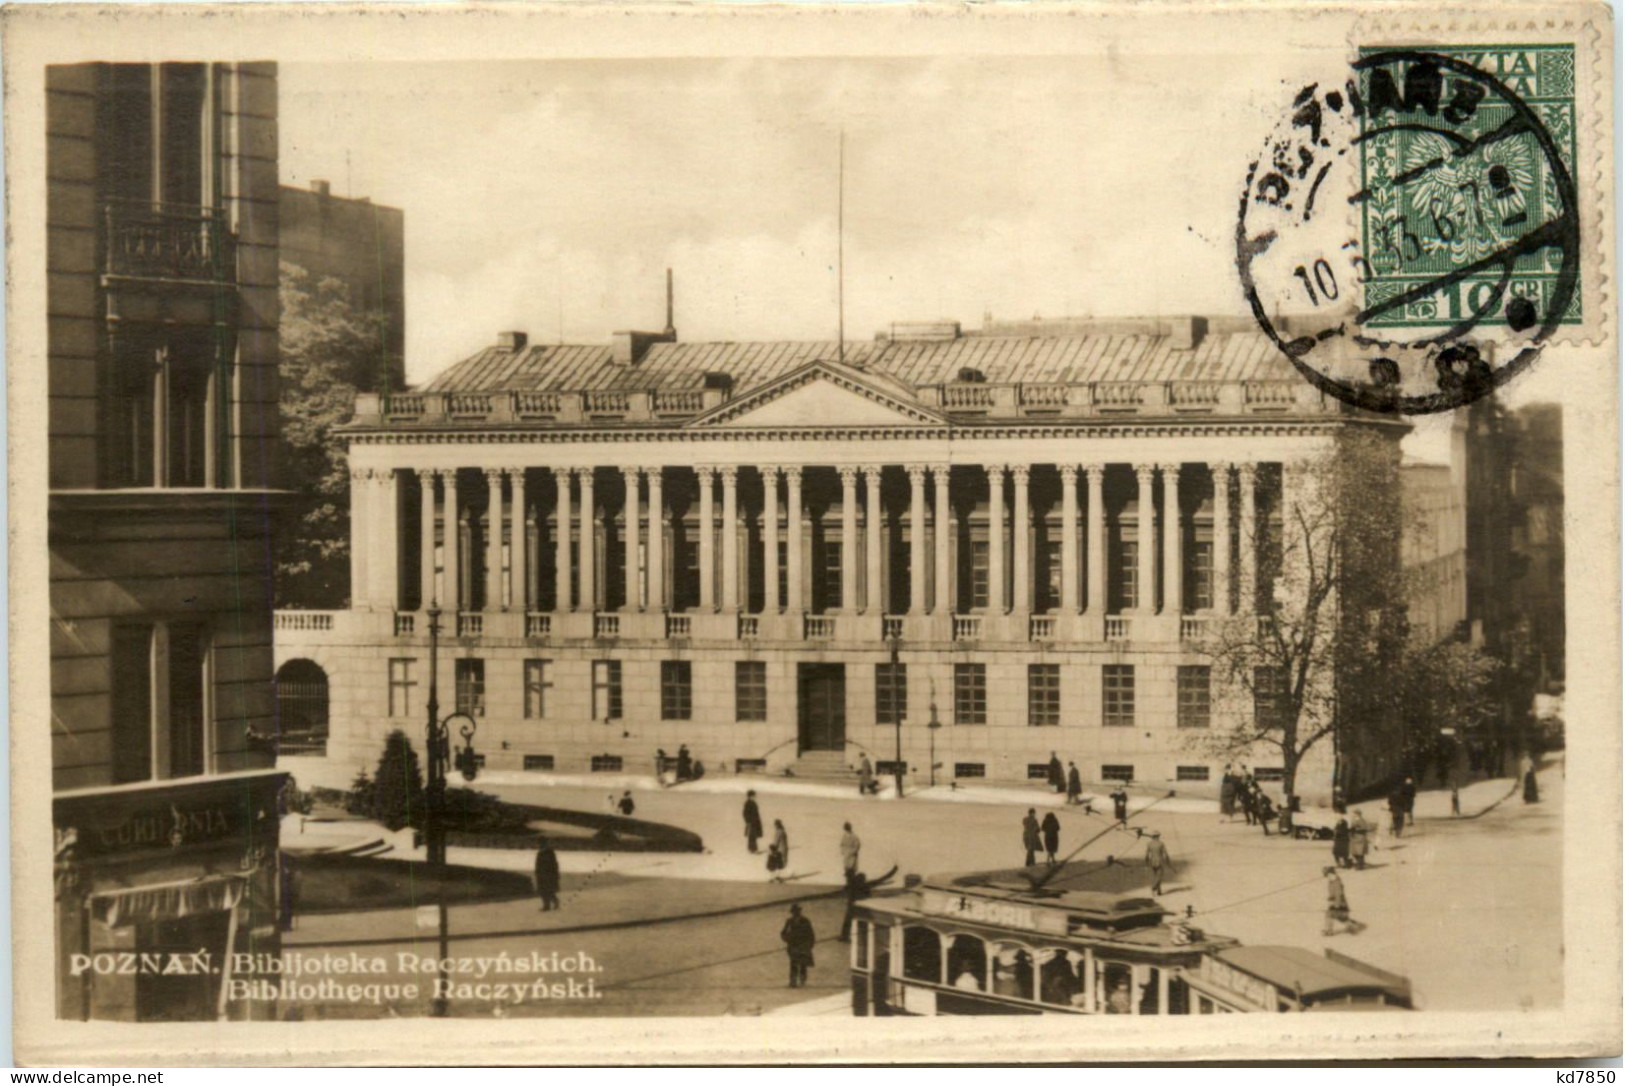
[371,729,425,832]
[275,261,390,608]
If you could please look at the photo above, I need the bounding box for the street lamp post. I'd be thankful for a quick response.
[927,698,942,789]
[888,635,903,799]
[423,603,480,1018]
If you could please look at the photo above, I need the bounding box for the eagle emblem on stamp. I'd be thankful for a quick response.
[1237,46,1580,414]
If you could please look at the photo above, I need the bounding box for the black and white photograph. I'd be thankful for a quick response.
[6,1,1619,1065]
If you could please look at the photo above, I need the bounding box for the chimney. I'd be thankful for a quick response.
[311,179,331,197]
[497,331,528,351]
[664,267,676,337]
[1168,316,1208,351]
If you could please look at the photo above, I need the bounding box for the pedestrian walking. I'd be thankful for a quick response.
[742,790,764,853]
[1451,782,1461,816]
[1255,791,1275,836]
[676,744,693,782]
[1349,809,1372,869]
[840,821,862,875]
[1322,866,1364,936]
[617,790,635,817]
[1041,811,1061,865]
[1022,808,1042,867]
[1332,817,1351,868]
[858,753,876,795]
[767,818,789,881]
[1110,785,1130,825]
[1401,776,1417,827]
[1240,782,1256,826]
[533,835,561,912]
[781,903,816,988]
[1047,752,1065,794]
[1066,762,1083,806]
[1144,831,1170,895]
[1523,762,1540,804]
[1387,786,1406,837]
[1219,767,1237,822]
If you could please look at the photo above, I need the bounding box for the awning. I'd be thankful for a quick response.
[91,873,246,928]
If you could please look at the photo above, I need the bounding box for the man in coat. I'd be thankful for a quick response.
[534,835,561,912]
[1349,808,1372,869]
[1144,831,1171,895]
[1066,762,1083,806]
[858,754,876,795]
[1219,767,1237,821]
[1387,786,1407,837]
[1322,866,1363,936]
[1332,817,1351,868]
[839,821,862,876]
[1110,785,1130,825]
[1022,809,1042,867]
[1047,752,1065,794]
[1040,810,1062,865]
[781,903,817,988]
[742,790,764,853]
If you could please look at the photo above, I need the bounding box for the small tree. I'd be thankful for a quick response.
[345,768,375,817]
[370,730,425,831]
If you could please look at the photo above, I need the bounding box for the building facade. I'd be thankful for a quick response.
[48,62,286,1021]
[275,316,1409,801]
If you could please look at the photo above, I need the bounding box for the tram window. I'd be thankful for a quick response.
[946,935,987,992]
[1102,963,1133,1014]
[855,920,870,970]
[1139,967,1161,1015]
[902,927,942,983]
[990,944,1035,1001]
[1039,950,1084,1008]
[1169,976,1190,1015]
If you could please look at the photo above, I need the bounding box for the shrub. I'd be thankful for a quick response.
[370,730,425,831]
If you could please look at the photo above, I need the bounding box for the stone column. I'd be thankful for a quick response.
[785,467,804,612]
[484,469,505,611]
[1085,466,1106,614]
[839,466,859,612]
[721,466,740,612]
[442,469,461,613]
[933,466,952,614]
[378,470,401,611]
[350,468,371,609]
[1212,462,1232,614]
[552,468,572,612]
[647,469,665,612]
[577,467,596,612]
[907,466,927,615]
[1135,464,1156,614]
[762,468,780,614]
[1060,465,1080,613]
[509,469,528,612]
[1239,463,1258,612]
[697,467,716,611]
[418,469,437,609]
[987,465,1007,614]
[863,465,884,615]
[621,468,641,611]
[1011,465,1031,614]
[1161,464,1182,615]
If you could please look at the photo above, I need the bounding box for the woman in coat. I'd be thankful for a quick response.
[1349,809,1372,869]
[767,819,790,881]
[533,835,562,911]
[1332,817,1351,868]
[1022,809,1043,867]
[1040,811,1061,865]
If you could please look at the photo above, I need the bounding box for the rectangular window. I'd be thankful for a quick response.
[1026,764,1051,781]
[110,624,154,784]
[523,754,555,771]
[735,661,767,722]
[970,541,990,609]
[1177,665,1212,729]
[1254,767,1285,783]
[524,659,552,719]
[592,660,622,721]
[875,662,908,725]
[166,623,207,778]
[1028,664,1061,726]
[1112,538,1139,612]
[1039,540,1062,612]
[876,759,909,777]
[1103,664,1135,727]
[1177,765,1211,782]
[661,660,692,721]
[819,539,843,611]
[1188,538,1214,611]
[735,758,767,774]
[1101,764,1135,782]
[1254,665,1288,729]
[388,658,416,718]
[112,620,210,782]
[954,663,987,725]
[954,762,986,779]
[591,754,623,773]
[455,659,485,717]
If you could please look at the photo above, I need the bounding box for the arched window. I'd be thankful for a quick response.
[274,659,329,755]
[901,927,942,984]
[946,934,987,992]
[990,943,1035,1001]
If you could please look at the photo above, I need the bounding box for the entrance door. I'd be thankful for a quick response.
[798,664,847,752]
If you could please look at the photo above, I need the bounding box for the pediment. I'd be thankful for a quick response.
[686,362,946,429]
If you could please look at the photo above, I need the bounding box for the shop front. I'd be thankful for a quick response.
[53,769,288,1022]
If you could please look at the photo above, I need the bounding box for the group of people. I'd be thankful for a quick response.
[1329,809,1374,870]
[1218,764,1288,835]
[741,789,795,880]
[1020,807,1065,866]
[1043,752,1088,807]
[655,745,706,785]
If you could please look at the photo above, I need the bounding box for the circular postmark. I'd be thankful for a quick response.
[1236,49,1580,414]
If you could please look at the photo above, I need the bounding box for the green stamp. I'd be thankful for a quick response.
[1358,45,1580,329]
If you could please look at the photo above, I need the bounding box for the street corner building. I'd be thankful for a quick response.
[47,61,288,1021]
[275,304,1434,805]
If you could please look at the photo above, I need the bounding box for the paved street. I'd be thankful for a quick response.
[278,757,1561,1018]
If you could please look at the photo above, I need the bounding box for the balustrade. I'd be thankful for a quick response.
[526,612,552,638]
[804,615,836,640]
[1180,616,1210,641]
[1029,615,1056,641]
[583,390,631,414]
[882,616,905,640]
[447,393,493,418]
[1104,615,1132,641]
[953,615,982,641]
[595,613,621,639]
[738,615,760,639]
[103,199,234,283]
[385,394,427,420]
[393,612,416,636]
[457,612,484,637]
[274,611,335,631]
[666,614,692,639]
[515,391,561,418]
[652,390,705,414]
[1017,383,1069,409]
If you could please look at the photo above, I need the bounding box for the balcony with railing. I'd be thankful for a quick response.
[952,615,982,641]
[1029,615,1057,641]
[526,612,552,638]
[274,611,336,632]
[882,616,905,640]
[666,614,692,639]
[393,612,416,636]
[456,612,484,638]
[804,615,837,640]
[102,200,235,285]
[1180,615,1211,641]
[1104,615,1132,641]
[737,615,760,639]
[594,613,621,639]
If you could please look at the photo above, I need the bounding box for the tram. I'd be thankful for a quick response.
[848,870,1414,1016]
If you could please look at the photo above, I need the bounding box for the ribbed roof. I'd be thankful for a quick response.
[422,331,1295,394]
